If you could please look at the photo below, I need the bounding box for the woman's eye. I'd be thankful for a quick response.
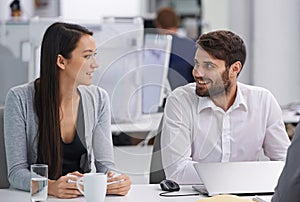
[84,55,92,59]
[84,52,97,59]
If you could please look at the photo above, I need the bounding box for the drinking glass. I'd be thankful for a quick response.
[30,164,48,202]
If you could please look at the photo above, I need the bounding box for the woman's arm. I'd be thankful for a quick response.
[4,88,31,191]
[48,171,83,198]
[92,89,115,171]
[106,171,131,196]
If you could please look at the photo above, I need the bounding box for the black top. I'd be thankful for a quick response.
[61,98,87,176]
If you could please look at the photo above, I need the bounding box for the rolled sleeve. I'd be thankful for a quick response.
[263,93,290,160]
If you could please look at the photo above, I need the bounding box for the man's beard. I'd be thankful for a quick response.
[195,69,231,97]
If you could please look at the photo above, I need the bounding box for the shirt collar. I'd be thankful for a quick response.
[197,82,248,113]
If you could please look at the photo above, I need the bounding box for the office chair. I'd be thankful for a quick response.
[0,106,10,188]
[149,116,166,184]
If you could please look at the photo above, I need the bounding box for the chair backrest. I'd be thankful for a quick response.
[149,116,166,184]
[0,106,10,188]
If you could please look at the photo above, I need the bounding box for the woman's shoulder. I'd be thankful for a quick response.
[78,85,109,99]
[78,85,110,118]
[6,81,35,100]
[78,85,110,109]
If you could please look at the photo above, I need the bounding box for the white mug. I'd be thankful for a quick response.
[76,173,107,202]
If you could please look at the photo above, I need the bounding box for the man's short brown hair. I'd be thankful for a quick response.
[197,30,246,69]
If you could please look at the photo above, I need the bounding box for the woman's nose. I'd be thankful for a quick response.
[91,57,99,69]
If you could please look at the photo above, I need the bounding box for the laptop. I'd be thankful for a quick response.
[193,161,285,196]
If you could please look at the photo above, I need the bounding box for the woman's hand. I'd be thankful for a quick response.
[48,171,83,198]
[106,171,131,196]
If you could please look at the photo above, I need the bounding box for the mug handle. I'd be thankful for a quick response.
[76,177,84,195]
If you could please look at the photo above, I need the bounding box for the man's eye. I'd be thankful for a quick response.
[204,63,214,69]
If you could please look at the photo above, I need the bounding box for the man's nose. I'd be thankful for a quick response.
[193,67,205,77]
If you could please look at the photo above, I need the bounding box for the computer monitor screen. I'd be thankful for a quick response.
[92,17,144,124]
[141,34,172,114]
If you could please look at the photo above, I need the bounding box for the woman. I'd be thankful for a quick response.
[4,22,131,198]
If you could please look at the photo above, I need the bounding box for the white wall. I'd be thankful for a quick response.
[227,0,253,85]
[60,0,145,20]
[202,0,229,32]
[252,0,300,105]
[202,0,300,105]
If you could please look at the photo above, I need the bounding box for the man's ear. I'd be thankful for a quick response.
[56,54,66,70]
[230,61,242,77]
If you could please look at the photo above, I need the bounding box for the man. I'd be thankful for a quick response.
[155,7,196,90]
[160,30,290,184]
[272,122,300,202]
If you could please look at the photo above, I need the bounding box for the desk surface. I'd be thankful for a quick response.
[111,110,300,133]
[111,108,299,133]
[0,184,272,202]
[282,110,300,123]
[111,113,163,133]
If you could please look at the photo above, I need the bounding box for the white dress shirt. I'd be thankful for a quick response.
[161,82,290,184]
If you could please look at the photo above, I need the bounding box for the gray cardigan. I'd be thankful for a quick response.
[4,82,115,191]
[272,123,300,202]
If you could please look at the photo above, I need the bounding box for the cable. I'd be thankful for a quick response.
[159,191,200,197]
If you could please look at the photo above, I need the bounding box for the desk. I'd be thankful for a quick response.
[111,113,163,146]
[282,102,300,124]
[282,110,300,123]
[111,113,163,133]
[0,184,272,202]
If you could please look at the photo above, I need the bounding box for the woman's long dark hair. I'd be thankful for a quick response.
[34,22,93,179]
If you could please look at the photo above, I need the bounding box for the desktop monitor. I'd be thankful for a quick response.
[92,17,144,124]
[141,33,172,114]
[94,32,172,124]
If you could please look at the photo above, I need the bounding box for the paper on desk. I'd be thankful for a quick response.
[196,195,254,202]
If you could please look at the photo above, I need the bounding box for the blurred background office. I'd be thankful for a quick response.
[0,0,299,184]
[0,0,299,106]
